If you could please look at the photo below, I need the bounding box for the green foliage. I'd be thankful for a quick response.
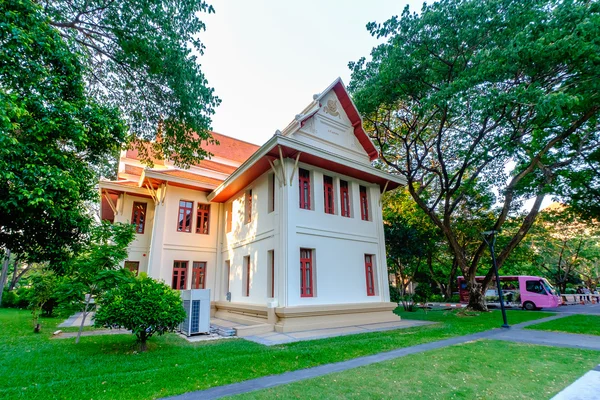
[0,0,127,266]
[1,289,18,308]
[26,272,59,329]
[349,0,600,309]
[94,275,186,351]
[43,0,220,168]
[413,284,433,303]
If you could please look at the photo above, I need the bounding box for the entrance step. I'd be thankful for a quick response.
[234,323,274,337]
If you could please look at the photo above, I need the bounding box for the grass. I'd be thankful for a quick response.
[0,308,552,399]
[231,340,600,399]
[525,314,600,336]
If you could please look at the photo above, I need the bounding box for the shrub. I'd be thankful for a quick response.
[1,289,18,308]
[94,275,186,351]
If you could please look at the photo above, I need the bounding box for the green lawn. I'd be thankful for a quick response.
[232,340,600,399]
[525,314,600,336]
[0,308,552,399]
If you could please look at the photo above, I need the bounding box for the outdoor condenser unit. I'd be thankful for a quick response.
[180,289,211,336]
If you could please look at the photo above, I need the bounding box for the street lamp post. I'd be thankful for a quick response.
[482,230,510,329]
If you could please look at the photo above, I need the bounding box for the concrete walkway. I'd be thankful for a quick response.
[163,314,600,400]
[551,365,600,400]
[244,320,435,346]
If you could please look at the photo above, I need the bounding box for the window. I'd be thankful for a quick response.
[359,186,369,221]
[177,200,193,232]
[131,202,147,234]
[226,202,232,233]
[340,180,350,218]
[196,204,210,234]
[244,256,251,296]
[224,260,231,294]
[267,250,275,298]
[192,261,206,289]
[525,280,547,295]
[172,261,188,290]
[268,173,275,213]
[365,255,375,296]
[323,176,334,214]
[299,168,311,210]
[245,190,252,224]
[300,249,314,297]
[124,261,139,275]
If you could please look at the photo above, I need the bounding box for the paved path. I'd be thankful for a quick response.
[551,365,600,400]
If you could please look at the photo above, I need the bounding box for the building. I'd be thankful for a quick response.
[99,78,406,335]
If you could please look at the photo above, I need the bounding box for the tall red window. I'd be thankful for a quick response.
[192,261,206,289]
[340,180,350,217]
[124,261,139,275]
[172,261,188,290]
[365,255,375,296]
[196,204,210,234]
[323,176,334,214]
[300,249,314,297]
[359,186,369,221]
[299,169,311,210]
[177,200,193,232]
[131,202,147,234]
[245,190,252,223]
[244,256,251,296]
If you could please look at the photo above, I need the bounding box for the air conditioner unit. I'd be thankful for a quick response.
[180,289,211,336]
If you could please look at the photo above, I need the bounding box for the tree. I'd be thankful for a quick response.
[27,272,59,332]
[94,275,186,352]
[349,0,600,310]
[1,0,126,267]
[58,222,135,343]
[41,0,220,168]
[519,204,600,292]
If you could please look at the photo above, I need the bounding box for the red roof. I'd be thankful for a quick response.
[197,132,260,163]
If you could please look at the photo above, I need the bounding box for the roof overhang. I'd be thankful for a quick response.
[98,180,151,197]
[139,170,220,192]
[207,135,406,203]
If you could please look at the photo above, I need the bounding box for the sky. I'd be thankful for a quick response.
[199,0,424,145]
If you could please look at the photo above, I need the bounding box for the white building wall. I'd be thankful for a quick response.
[114,193,155,274]
[284,161,389,307]
[221,170,279,305]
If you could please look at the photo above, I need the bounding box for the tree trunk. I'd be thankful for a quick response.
[75,293,94,344]
[139,332,148,352]
[466,279,488,311]
[0,249,11,306]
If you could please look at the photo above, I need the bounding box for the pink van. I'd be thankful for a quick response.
[458,275,561,310]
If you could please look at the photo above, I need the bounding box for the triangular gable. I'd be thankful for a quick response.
[288,78,378,162]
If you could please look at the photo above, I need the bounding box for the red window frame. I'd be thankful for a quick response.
[340,180,350,217]
[192,261,206,289]
[360,186,369,221]
[131,202,147,234]
[300,248,314,297]
[245,256,251,296]
[196,204,210,234]
[365,255,375,296]
[299,169,311,210]
[323,176,334,214]
[124,261,139,275]
[177,200,194,232]
[245,190,252,223]
[172,261,188,290]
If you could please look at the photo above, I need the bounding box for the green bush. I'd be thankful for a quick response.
[94,275,186,351]
[414,284,433,303]
[1,289,18,308]
[389,285,402,303]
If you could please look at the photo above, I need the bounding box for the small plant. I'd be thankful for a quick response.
[94,275,186,351]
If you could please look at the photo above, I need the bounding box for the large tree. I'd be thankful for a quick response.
[349,0,600,310]
[41,0,220,168]
[1,0,126,267]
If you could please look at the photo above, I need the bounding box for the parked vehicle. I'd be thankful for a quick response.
[457,275,561,310]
